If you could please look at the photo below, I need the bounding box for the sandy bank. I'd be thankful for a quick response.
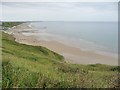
[6,23,118,66]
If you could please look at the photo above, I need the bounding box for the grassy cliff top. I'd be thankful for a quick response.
[1,22,23,30]
[2,22,23,28]
[2,22,120,88]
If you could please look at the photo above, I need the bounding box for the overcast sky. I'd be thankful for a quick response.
[1,2,118,21]
[1,0,119,2]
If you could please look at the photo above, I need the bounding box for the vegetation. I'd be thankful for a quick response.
[1,22,23,30]
[2,22,120,88]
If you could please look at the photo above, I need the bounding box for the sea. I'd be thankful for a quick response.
[25,21,118,57]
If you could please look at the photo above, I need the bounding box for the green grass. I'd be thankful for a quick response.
[2,22,120,88]
[2,32,120,88]
[1,22,23,30]
[2,22,23,28]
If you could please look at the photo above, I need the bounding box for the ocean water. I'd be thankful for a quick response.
[29,21,118,54]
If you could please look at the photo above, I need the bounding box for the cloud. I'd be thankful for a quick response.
[1,0,119,2]
[1,2,118,21]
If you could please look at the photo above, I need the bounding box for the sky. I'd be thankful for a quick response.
[1,0,119,2]
[0,1,118,21]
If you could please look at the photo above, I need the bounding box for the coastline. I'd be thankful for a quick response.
[6,23,118,66]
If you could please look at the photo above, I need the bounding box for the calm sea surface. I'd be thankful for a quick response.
[30,22,118,54]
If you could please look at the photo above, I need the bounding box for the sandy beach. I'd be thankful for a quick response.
[6,23,118,66]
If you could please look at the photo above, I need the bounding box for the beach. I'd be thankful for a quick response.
[6,23,118,66]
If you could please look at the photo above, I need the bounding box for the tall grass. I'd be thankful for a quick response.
[2,22,120,88]
[2,32,119,88]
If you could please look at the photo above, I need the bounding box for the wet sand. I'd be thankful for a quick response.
[6,23,118,66]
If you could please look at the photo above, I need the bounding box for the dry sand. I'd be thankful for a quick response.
[6,23,118,66]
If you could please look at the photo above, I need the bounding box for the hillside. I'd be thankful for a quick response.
[2,22,23,30]
[2,22,120,88]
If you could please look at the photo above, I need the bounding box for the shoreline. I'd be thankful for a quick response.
[6,23,118,66]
